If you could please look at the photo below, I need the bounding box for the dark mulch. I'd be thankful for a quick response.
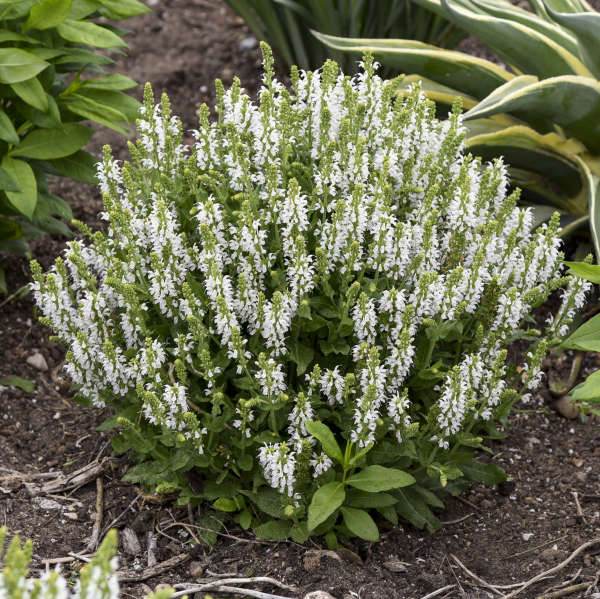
[1,2,599,598]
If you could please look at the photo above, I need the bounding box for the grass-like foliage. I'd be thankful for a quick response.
[31,45,588,544]
[0,528,172,599]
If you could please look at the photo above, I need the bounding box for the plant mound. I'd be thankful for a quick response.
[32,45,587,543]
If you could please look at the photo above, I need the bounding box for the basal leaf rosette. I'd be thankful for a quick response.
[31,45,588,542]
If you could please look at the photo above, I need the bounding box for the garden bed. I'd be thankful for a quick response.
[1,1,600,598]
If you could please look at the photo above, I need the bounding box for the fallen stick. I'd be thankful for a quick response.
[450,553,503,596]
[536,581,593,599]
[502,538,600,599]
[572,492,587,524]
[441,513,474,525]
[418,585,456,599]
[171,586,295,599]
[86,477,104,552]
[173,577,296,592]
[117,552,190,583]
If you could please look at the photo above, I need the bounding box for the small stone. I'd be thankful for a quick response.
[27,353,48,371]
[572,458,584,468]
[383,559,409,573]
[64,511,78,520]
[189,560,204,578]
[304,593,336,599]
[33,497,62,510]
[121,526,142,556]
[522,533,534,541]
[239,36,257,51]
[553,396,579,419]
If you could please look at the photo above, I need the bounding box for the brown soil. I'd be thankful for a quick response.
[1,2,600,598]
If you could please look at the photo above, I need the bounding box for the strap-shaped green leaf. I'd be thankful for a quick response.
[305,421,344,464]
[0,49,48,84]
[544,2,600,78]
[0,108,19,145]
[575,155,600,260]
[440,0,592,78]
[313,30,513,98]
[464,76,600,154]
[346,465,415,492]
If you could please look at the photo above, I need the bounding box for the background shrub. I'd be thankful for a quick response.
[0,0,150,293]
[32,46,588,544]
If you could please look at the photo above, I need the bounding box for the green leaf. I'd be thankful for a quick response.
[562,312,600,351]
[0,31,41,44]
[0,166,20,192]
[80,73,137,91]
[290,521,310,543]
[10,124,93,159]
[346,465,416,492]
[53,48,113,66]
[305,421,344,465]
[1,156,37,218]
[98,0,151,18]
[571,370,600,401]
[254,519,291,541]
[290,340,314,375]
[319,338,350,355]
[410,485,445,509]
[62,95,129,134]
[49,150,97,184]
[564,261,600,283]
[0,375,34,392]
[340,507,379,542]
[399,487,442,532]
[57,20,128,48]
[213,498,239,512]
[377,505,398,525]
[346,489,398,509]
[238,509,252,530]
[0,49,48,84]
[11,77,48,112]
[459,460,506,485]
[246,487,285,519]
[307,481,345,531]
[0,216,22,239]
[0,108,19,144]
[24,0,72,31]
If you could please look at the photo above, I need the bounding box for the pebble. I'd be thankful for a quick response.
[64,512,78,520]
[304,593,336,599]
[189,560,204,578]
[27,352,48,371]
[553,396,579,419]
[522,532,534,541]
[239,36,257,51]
[383,559,409,573]
[33,497,62,510]
[121,526,142,556]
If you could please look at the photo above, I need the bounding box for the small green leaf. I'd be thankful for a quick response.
[0,49,48,84]
[245,487,285,519]
[340,507,379,541]
[570,370,600,401]
[10,124,93,159]
[305,421,344,465]
[459,460,506,485]
[80,73,138,90]
[564,261,600,284]
[346,490,398,509]
[1,156,37,218]
[307,481,345,531]
[238,509,252,530]
[238,454,253,471]
[320,338,350,355]
[11,77,48,112]
[377,505,398,525]
[254,519,291,540]
[57,20,128,48]
[0,166,20,192]
[563,312,600,351]
[0,108,19,144]
[0,375,35,393]
[346,465,416,492]
[49,150,97,184]
[213,498,238,512]
[24,0,72,31]
[290,340,314,375]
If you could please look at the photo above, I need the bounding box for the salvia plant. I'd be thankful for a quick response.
[315,0,600,256]
[0,528,172,599]
[31,45,588,544]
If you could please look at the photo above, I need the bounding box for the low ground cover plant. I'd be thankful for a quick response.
[316,0,600,255]
[0,0,149,292]
[32,45,588,544]
[0,527,171,599]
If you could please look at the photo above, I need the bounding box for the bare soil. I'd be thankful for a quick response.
[1,2,600,598]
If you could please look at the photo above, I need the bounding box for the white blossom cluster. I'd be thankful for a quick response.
[32,49,582,500]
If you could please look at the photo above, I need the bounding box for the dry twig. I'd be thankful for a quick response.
[441,513,474,525]
[86,477,104,552]
[502,537,600,599]
[572,492,587,524]
[117,552,190,583]
[536,581,593,599]
[169,576,297,599]
[450,553,503,596]
[418,585,456,599]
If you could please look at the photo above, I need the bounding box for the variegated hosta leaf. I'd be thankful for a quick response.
[464,76,600,154]
[575,156,600,259]
[439,0,593,78]
[312,31,512,98]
